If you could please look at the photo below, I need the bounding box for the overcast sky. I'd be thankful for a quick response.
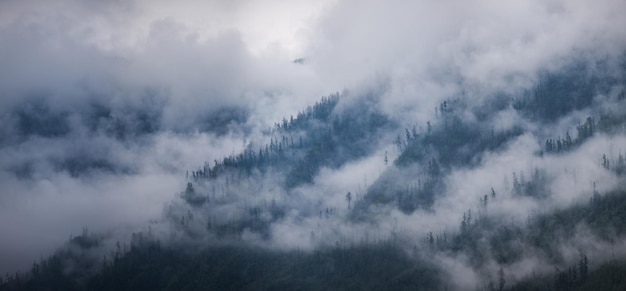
[1,0,626,276]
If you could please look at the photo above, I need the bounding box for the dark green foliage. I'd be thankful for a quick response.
[441,190,626,271]
[12,190,626,291]
[512,169,550,198]
[513,62,611,121]
[0,231,103,291]
[278,94,338,131]
[361,98,523,214]
[395,178,442,214]
[396,98,524,170]
[544,117,595,154]
[2,243,442,291]
[286,110,391,188]
[189,94,392,190]
[575,259,626,291]
[509,256,626,291]
[190,95,343,181]
[354,167,445,218]
[182,182,206,207]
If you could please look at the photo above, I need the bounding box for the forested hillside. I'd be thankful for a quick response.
[2,1,626,290]
[3,53,626,290]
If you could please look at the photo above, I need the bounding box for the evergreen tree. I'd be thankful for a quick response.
[346,192,352,209]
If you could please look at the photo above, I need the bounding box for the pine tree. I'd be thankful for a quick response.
[602,154,610,170]
[346,192,352,209]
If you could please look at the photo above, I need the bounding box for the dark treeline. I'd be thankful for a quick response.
[5,189,626,290]
[444,188,626,266]
[416,187,626,291]
[357,60,625,216]
[512,60,618,122]
[544,117,595,154]
[187,93,393,190]
[358,97,524,215]
[188,95,342,181]
[0,241,442,291]
[396,98,523,169]
[175,93,393,241]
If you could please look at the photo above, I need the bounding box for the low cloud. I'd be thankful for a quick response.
[1,1,626,286]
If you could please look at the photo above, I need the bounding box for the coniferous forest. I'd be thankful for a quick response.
[2,1,626,290]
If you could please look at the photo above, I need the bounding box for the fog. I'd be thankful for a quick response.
[1,0,626,288]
